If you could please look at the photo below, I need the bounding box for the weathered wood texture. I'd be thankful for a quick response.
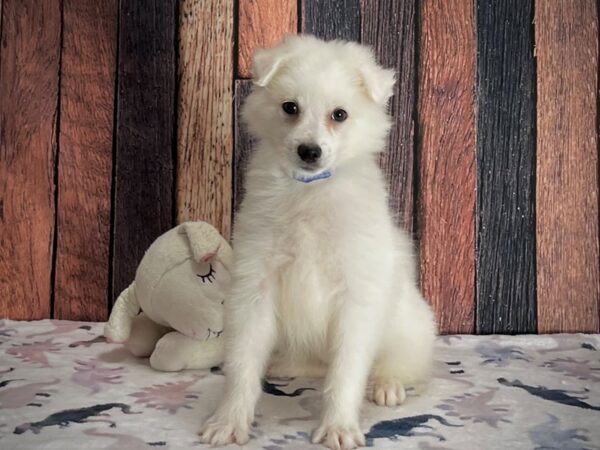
[535,1,600,333]
[54,0,118,321]
[417,0,477,334]
[301,0,361,41]
[0,0,61,319]
[475,0,537,334]
[238,0,297,78]
[177,0,234,239]
[233,80,253,217]
[113,0,176,302]
[361,0,416,231]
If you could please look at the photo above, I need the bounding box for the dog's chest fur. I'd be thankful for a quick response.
[268,189,344,360]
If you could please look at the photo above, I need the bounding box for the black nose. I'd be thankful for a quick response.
[297,144,322,164]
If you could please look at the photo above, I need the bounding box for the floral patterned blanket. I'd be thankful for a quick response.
[0,320,599,449]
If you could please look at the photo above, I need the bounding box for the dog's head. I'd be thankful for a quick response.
[243,35,395,181]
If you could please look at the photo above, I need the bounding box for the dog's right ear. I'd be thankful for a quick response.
[252,47,286,87]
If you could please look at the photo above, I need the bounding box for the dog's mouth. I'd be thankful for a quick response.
[286,153,334,184]
[299,164,320,172]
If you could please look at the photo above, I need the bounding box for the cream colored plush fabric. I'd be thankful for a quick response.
[104,222,231,371]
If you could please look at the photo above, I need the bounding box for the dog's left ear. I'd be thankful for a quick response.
[352,42,396,105]
[252,47,286,87]
[358,63,396,106]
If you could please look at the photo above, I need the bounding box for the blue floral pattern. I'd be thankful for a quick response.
[0,320,599,449]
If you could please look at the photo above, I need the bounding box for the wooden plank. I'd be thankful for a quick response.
[53,0,118,321]
[238,0,297,78]
[361,0,416,232]
[536,0,600,333]
[417,0,476,334]
[177,0,233,239]
[0,0,61,320]
[301,0,360,41]
[475,0,536,334]
[233,80,253,217]
[113,0,176,303]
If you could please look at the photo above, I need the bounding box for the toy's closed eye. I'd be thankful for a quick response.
[197,264,215,283]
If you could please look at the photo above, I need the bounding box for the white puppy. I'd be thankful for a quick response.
[200,35,437,450]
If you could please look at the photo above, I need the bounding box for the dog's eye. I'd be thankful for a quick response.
[282,101,299,115]
[332,108,348,122]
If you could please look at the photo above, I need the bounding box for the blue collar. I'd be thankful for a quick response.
[294,170,332,183]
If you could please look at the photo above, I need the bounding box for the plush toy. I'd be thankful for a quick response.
[104,221,232,371]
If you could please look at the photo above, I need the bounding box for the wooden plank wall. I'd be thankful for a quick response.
[0,0,598,334]
[238,0,297,78]
[112,0,177,302]
[417,0,477,334]
[54,0,117,321]
[302,0,360,41]
[0,0,61,320]
[535,1,599,333]
[177,0,234,239]
[361,0,416,232]
[475,0,536,334]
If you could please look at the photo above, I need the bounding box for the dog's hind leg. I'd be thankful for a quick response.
[368,284,436,407]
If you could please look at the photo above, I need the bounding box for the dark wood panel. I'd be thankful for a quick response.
[536,0,599,333]
[0,0,61,319]
[54,0,118,321]
[475,0,536,334]
[113,0,176,302]
[361,0,416,232]
[233,80,253,216]
[238,0,297,78]
[417,0,476,334]
[301,0,360,41]
[177,0,233,239]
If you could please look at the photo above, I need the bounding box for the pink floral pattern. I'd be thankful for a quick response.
[129,377,203,414]
[6,339,62,367]
[71,359,125,394]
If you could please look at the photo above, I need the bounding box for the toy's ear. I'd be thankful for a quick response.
[179,222,223,263]
[252,45,288,87]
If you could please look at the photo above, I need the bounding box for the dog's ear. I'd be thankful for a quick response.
[358,62,396,106]
[347,42,396,104]
[252,47,286,87]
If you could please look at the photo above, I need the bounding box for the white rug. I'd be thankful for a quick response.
[0,320,599,449]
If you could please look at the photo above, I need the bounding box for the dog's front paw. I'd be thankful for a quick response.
[367,377,406,407]
[199,413,250,446]
[312,422,365,450]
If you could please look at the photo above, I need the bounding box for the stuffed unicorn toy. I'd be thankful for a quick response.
[104,221,232,371]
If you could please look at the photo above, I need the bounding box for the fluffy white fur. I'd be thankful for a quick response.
[200,35,437,450]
